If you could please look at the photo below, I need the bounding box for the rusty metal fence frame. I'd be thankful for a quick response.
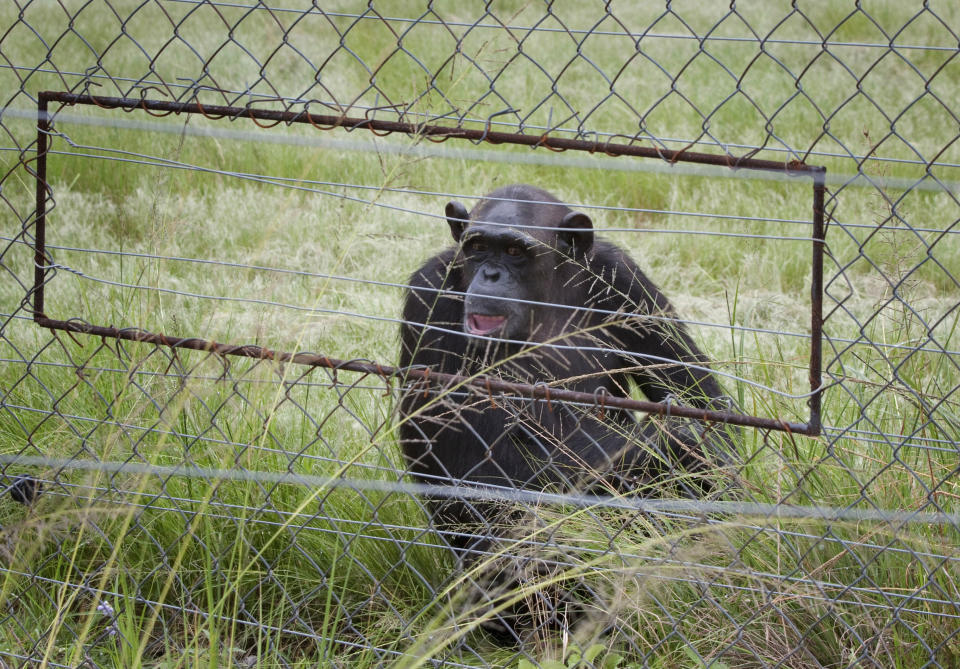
[31,90,826,437]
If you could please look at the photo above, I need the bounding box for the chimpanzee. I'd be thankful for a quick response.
[398,184,735,637]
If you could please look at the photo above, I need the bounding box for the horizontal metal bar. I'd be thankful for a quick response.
[38,91,825,176]
[35,316,812,435]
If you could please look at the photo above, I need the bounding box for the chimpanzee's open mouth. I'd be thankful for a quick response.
[465,313,506,335]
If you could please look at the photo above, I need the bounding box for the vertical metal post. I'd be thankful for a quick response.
[33,92,49,320]
[808,170,826,436]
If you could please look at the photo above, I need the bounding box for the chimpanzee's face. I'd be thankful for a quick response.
[444,193,594,342]
[458,223,543,340]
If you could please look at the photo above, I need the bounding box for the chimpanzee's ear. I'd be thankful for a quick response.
[559,211,594,253]
[445,201,470,242]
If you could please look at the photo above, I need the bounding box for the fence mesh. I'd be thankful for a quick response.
[1,2,959,667]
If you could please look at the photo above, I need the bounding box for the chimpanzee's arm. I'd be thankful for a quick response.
[588,242,727,410]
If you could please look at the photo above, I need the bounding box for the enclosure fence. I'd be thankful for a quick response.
[1,2,959,668]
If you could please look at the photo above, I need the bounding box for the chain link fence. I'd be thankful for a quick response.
[1,2,958,667]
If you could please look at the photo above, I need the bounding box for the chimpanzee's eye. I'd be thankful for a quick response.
[468,239,487,253]
[506,245,523,257]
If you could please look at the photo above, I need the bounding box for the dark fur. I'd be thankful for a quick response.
[399,184,733,550]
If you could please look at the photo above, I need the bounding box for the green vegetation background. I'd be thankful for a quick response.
[0,2,958,667]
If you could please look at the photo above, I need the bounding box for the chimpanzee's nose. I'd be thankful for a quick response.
[482,266,501,282]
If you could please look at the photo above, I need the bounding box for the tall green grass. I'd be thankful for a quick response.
[1,2,959,667]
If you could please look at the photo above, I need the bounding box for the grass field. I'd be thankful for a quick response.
[1,2,959,667]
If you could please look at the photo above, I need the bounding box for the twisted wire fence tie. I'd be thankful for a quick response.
[484,376,498,408]
[303,104,344,131]
[593,386,608,420]
[534,381,553,412]
[194,100,227,121]
[421,367,431,398]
